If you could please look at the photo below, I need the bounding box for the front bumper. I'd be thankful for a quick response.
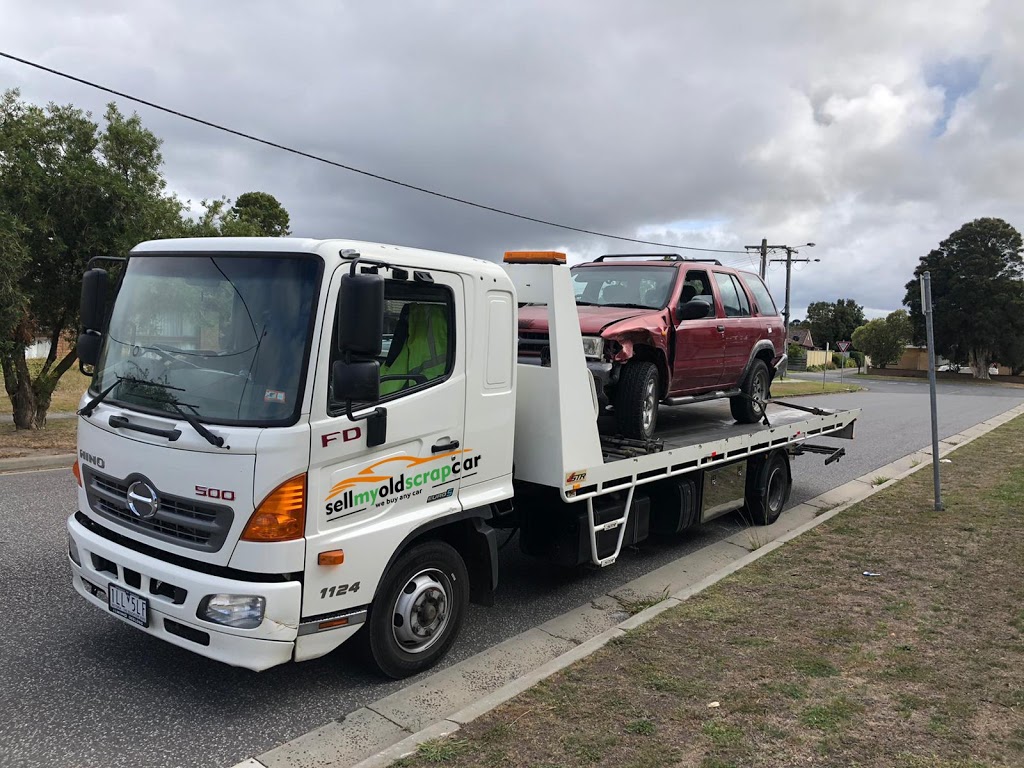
[587,361,614,408]
[68,513,301,672]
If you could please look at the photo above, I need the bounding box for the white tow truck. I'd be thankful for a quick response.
[67,238,859,678]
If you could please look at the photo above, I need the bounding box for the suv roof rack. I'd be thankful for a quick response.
[592,253,723,265]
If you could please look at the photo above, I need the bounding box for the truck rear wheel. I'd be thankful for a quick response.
[731,359,769,424]
[365,540,469,679]
[615,361,660,440]
[744,451,791,525]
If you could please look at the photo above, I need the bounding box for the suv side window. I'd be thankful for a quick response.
[729,275,751,316]
[741,274,779,316]
[329,279,455,412]
[680,269,715,311]
[714,272,744,317]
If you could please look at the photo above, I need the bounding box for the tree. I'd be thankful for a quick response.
[184,192,291,237]
[0,90,184,429]
[851,310,913,368]
[904,218,1024,380]
[805,298,866,350]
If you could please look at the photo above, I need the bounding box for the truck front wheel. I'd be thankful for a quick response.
[615,361,660,440]
[365,540,470,679]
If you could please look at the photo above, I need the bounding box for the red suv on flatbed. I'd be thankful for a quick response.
[517,254,786,439]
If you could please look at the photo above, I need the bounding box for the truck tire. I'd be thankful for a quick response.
[615,361,660,440]
[364,540,469,679]
[744,450,790,525]
[730,359,770,424]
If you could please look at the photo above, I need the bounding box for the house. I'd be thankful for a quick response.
[25,334,73,361]
[789,328,815,350]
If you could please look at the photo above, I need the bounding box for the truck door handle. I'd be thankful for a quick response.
[716,325,725,333]
[432,438,460,453]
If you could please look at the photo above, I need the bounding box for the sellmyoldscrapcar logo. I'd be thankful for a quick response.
[324,449,480,519]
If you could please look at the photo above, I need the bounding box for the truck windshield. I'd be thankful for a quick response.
[91,254,321,426]
[571,266,676,309]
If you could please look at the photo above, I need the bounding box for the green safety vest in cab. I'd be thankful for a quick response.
[380,303,449,395]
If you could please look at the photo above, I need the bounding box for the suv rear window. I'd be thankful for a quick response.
[740,274,779,316]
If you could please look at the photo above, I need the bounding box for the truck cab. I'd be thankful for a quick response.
[69,238,516,677]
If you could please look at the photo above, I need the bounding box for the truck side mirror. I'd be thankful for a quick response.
[332,359,380,403]
[80,268,108,331]
[77,332,103,368]
[336,271,384,356]
[679,298,713,321]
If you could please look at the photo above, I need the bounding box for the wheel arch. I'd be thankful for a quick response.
[630,343,671,399]
[373,508,498,608]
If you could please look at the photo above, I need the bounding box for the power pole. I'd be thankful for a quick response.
[768,245,817,374]
[745,238,785,280]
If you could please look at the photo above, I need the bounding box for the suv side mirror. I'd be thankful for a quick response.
[679,298,713,321]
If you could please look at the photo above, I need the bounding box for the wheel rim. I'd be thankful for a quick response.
[752,370,768,409]
[642,377,657,433]
[766,466,785,514]
[391,568,453,654]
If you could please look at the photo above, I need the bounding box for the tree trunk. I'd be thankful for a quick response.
[970,348,991,380]
[1,352,40,429]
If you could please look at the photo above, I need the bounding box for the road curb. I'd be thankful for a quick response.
[231,401,1024,768]
[0,453,75,474]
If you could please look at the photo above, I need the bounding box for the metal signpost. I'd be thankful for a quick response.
[836,340,851,384]
[920,272,943,511]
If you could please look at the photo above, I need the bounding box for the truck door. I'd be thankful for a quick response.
[672,268,725,393]
[305,268,466,619]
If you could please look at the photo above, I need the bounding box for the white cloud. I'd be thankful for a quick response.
[1,0,1023,320]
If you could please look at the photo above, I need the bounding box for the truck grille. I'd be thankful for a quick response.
[83,468,234,552]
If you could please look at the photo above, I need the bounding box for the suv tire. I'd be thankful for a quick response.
[615,361,660,440]
[731,358,769,424]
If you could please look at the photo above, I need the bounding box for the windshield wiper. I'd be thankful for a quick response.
[575,301,597,306]
[601,302,649,309]
[86,376,226,448]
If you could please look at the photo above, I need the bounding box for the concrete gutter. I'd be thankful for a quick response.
[0,453,76,474]
[219,399,1019,767]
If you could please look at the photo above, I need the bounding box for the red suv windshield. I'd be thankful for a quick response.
[571,266,676,309]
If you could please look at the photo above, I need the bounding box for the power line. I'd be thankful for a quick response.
[0,50,753,255]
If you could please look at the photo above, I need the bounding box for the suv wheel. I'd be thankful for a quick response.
[730,359,769,424]
[615,361,660,439]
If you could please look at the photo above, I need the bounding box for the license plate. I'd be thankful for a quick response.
[108,583,149,628]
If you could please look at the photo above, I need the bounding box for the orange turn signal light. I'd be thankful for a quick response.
[72,460,82,487]
[318,550,345,566]
[319,617,350,630]
[503,251,566,264]
[241,474,307,542]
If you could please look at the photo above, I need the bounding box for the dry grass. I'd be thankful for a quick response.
[393,416,1024,768]
[0,359,91,414]
[0,418,77,458]
[772,380,863,397]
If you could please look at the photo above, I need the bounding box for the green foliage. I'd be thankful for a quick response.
[787,342,806,360]
[806,298,865,350]
[849,350,865,370]
[183,192,291,237]
[0,89,292,428]
[904,217,1024,379]
[852,310,913,368]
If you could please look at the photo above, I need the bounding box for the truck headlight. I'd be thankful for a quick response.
[581,336,605,360]
[198,594,266,629]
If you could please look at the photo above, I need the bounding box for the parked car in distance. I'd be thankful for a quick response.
[517,254,787,439]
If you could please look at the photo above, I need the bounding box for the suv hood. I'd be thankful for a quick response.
[518,304,651,335]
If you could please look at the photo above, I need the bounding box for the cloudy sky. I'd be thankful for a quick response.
[3,0,1023,319]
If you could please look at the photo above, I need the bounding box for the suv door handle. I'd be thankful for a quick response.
[716,324,725,333]
[432,438,460,453]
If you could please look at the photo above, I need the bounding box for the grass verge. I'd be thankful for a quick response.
[772,380,862,397]
[0,418,77,458]
[0,359,90,414]
[392,415,1024,767]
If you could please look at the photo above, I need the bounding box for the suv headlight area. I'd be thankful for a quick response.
[581,336,605,360]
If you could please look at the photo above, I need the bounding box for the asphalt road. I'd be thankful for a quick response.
[1,376,1021,768]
